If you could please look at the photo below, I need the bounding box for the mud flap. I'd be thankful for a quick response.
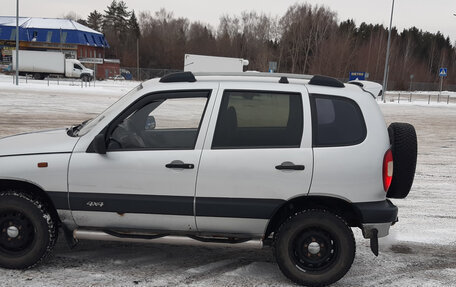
[370,229,379,256]
[62,224,79,249]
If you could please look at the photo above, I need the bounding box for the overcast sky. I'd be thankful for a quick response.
[3,0,456,42]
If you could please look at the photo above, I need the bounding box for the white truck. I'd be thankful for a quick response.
[12,50,94,81]
[184,54,249,73]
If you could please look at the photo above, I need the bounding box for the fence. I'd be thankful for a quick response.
[8,73,114,89]
[382,92,455,105]
[121,67,181,81]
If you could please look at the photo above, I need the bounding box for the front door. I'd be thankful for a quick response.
[195,84,313,236]
[68,89,216,232]
[72,64,83,78]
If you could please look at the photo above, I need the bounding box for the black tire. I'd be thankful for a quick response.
[274,210,355,287]
[0,191,58,269]
[81,75,91,82]
[33,73,42,80]
[387,122,417,199]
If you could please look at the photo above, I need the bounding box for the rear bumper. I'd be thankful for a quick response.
[354,199,398,238]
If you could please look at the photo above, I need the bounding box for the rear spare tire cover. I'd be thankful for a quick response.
[387,122,417,198]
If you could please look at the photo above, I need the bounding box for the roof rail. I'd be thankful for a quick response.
[308,75,345,88]
[193,72,313,80]
[159,71,344,88]
[159,71,196,83]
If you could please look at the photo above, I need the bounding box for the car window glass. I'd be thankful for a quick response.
[212,90,303,149]
[108,94,208,151]
[315,98,335,124]
[311,95,366,147]
[151,98,207,129]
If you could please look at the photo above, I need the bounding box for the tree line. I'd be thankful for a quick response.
[73,1,456,88]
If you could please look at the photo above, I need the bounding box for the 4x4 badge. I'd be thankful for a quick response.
[86,201,104,208]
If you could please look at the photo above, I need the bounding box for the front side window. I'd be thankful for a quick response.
[108,92,209,150]
[74,64,82,70]
[212,90,303,149]
[310,94,366,147]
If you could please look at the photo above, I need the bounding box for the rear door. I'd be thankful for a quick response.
[195,83,313,236]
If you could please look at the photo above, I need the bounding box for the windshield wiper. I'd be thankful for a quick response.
[67,119,90,137]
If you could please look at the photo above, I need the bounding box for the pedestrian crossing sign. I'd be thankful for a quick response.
[439,68,447,77]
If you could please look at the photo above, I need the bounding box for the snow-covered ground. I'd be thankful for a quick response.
[0,76,455,286]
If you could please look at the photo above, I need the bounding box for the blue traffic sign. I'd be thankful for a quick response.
[349,71,366,81]
[439,68,447,77]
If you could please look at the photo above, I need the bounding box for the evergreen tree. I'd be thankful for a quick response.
[102,0,118,33]
[77,19,88,26]
[129,11,140,39]
[115,1,131,34]
[87,10,103,31]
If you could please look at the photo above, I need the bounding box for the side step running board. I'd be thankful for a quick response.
[73,229,264,249]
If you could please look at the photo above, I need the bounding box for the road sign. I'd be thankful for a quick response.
[79,58,104,64]
[439,68,447,77]
[269,61,277,72]
[349,71,366,81]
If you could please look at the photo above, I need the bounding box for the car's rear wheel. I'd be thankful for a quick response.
[274,210,355,286]
[387,122,417,198]
[0,191,57,269]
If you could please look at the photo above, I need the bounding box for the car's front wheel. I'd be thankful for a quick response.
[274,210,355,286]
[0,191,57,269]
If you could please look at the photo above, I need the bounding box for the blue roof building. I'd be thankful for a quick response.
[0,16,109,62]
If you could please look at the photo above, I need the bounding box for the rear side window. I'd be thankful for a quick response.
[311,94,366,147]
[212,90,303,149]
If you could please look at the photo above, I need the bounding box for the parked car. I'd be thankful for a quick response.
[120,69,133,80]
[0,72,417,286]
[110,74,125,81]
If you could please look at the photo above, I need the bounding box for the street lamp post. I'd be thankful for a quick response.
[382,0,395,102]
[15,0,19,85]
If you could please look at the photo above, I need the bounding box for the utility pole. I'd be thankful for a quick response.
[15,0,19,85]
[136,37,140,81]
[382,0,395,102]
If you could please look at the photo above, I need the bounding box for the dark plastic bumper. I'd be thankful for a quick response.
[354,199,398,224]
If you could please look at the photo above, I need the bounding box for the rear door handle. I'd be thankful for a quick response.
[166,160,194,169]
[275,161,305,171]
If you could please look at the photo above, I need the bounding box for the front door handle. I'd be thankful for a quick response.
[275,161,305,171]
[166,160,194,169]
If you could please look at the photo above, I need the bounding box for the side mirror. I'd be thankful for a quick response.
[145,116,156,130]
[93,134,107,154]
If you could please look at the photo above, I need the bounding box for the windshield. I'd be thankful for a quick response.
[75,84,144,136]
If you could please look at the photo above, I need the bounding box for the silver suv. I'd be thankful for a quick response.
[0,72,417,286]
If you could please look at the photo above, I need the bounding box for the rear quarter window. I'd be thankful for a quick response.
[310,94,366,147]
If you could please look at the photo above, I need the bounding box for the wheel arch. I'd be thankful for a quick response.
[0,179,61,224]
[264,195,362,238]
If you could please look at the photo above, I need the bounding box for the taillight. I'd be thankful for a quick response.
[383,149,393,192]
